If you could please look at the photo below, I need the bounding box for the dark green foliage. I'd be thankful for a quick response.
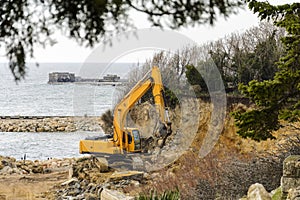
[49,0,129,47]
[185,65,202,86]
[139,87,179,109]
[128,0,244,28]
[244,33,280,82]
[234,32,282,86]
[232,107,279,141]
[164,88,179,109]
[185,64,208,93]
[0,0,244,81]
[137,189,180,200]
[208,45,233,88]
[1,0,47,81]
[101,109,113,134]
[234,1,300,141]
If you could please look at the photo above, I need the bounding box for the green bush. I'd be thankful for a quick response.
[271,187,282,200]
[100,109,113,134]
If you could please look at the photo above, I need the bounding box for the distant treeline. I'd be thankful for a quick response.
[119,22,286,107]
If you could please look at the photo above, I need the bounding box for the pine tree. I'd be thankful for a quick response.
[233,1,300,141]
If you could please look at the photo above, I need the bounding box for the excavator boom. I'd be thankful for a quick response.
[79,66,171,155]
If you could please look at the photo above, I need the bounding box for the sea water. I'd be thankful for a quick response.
[0,63,132,159]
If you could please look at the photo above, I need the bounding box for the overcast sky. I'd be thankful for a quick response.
[0,0,297,63]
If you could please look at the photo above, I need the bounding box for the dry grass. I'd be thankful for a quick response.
[123,101,300,199]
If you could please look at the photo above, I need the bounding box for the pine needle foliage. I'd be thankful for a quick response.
[233,1,300,141]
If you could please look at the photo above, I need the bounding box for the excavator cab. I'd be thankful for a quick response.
[122,128,142,152]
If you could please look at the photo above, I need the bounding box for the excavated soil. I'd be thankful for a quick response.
[0,171,68,200]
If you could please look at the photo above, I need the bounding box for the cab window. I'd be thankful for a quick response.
[122,132,126,143]
[132,130,140,141]
[127,132,132,144]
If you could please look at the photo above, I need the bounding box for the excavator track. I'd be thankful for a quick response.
[93,153,146,171]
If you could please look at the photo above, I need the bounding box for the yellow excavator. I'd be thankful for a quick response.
[79,66,172,156]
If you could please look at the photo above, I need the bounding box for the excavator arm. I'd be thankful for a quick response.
[113,66,171,152]
[112,77,152,151]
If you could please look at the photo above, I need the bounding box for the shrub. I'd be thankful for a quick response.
[100,109,113,134]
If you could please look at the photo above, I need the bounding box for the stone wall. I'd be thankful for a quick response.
[241,155,300,200]
[0,117,102,132]
[282,155,300,199]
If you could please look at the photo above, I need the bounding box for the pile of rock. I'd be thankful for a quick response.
[54,156,143,200]
[0,116,102,132]
[0,155,75,175]
[0,155,145,199]
[240,183,272,200]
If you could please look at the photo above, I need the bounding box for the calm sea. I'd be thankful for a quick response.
[0,62,133,160]
[0,63,135,116]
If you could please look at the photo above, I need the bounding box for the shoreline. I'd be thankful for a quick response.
[0,116,103,132]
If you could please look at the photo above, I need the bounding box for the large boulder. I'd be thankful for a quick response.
[0,166,14,175]
[109,171,144,182]
[93,157,109,173]
[101,188,134,200]
[283,155,300,178]
[247,183,271,200]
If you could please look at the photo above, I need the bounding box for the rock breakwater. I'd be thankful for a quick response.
[0,155,75,175]
[0,116,102,132]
